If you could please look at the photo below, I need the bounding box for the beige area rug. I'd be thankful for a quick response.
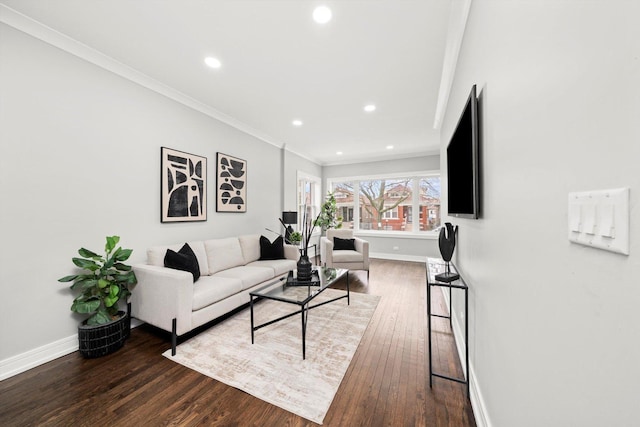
[163,288,380,425]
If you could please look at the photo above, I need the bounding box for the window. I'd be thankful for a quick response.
[382,208,399,219]
[331,181,355,229]
[297,172,321,229]
[327,172,440,234]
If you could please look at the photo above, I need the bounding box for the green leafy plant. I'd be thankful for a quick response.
[289,231,302,245]
[314,192,343,231]
[58,236,137,326]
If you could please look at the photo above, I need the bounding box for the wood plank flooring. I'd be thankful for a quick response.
[0,259,476,427]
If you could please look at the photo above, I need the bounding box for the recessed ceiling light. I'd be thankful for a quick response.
[204,57,221,69]
[313,6,332,24]
[292,120,303,127]
[364,104,376,112]
[386,145,394,150]
[336,151,343,155]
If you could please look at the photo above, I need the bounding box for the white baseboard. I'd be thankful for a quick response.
[370,252,427,263]
[0,334,78,381]
[0,318,144,381]
[440,288,492,427]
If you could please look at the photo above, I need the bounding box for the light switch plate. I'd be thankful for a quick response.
[568,187,629,255]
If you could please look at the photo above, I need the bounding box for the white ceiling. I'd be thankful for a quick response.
[1,0,451,165]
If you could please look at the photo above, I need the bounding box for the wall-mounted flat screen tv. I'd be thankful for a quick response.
[446,85,479,219]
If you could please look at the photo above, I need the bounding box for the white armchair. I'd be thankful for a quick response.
[321,229,370,280]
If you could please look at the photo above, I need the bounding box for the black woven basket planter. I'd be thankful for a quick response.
[78,310,129,358]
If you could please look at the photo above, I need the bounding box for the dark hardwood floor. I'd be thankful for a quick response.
[0,259,476,427]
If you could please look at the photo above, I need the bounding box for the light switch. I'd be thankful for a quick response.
[582,204,596,235]
[569,204,581,232]
[568,187,629,255]
[599,204,615,238]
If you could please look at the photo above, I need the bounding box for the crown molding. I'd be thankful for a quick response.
[0,4,284,150]
[433,0,473,130]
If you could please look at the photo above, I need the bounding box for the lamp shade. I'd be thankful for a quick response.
[282,211,298,225]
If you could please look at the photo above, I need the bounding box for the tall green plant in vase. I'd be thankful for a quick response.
[59,236,137,326]
[314,192,343,232]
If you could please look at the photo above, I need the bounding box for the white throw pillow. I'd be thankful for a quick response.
[205,238,245,275]
[238,234,261,264]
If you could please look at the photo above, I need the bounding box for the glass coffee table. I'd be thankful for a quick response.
[249,267,349,359]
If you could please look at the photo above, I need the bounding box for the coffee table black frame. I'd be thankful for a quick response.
[249,267,349,359]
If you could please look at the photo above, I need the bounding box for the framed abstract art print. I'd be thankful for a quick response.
[161,147,207,222]
[216,152,247,212]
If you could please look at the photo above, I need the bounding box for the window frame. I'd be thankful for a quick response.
[327,170,441,239]
[296,171,321,234]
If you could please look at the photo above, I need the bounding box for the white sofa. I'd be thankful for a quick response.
[130,234,298,354]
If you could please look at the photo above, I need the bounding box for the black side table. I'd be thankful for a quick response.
[426,258,469,397]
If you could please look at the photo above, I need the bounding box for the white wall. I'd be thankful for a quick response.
[323,155,441,259]
[283,149,322,212]
[0,24,292,369]
[442,2,640,426]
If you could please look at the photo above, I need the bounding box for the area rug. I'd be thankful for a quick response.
[163,288,380,424]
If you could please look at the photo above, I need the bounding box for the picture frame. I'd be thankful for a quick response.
[161,147,207,222]
[216,152,247,212]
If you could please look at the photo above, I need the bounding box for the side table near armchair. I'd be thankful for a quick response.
[320,229,369,280]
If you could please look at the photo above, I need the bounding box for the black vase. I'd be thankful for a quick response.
[297,254,313,281]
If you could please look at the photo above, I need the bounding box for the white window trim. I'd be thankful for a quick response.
[326,170,441,238]
[297,171,321,235]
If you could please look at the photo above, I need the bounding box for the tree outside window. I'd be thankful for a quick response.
[359,179,411,231]
[328,173,440,233]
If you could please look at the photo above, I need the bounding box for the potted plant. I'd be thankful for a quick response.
[58,235,137,358]
[288,231,302,245]
[315,192,343,232]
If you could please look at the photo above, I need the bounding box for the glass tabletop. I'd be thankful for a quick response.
[250,267,348,305]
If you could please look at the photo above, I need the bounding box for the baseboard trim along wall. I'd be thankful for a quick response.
[0,318,144,381]
[369,252,427,263]
[441,288,493,427]
[0,334,78,381]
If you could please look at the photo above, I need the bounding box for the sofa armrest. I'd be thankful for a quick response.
[130,264,194,336]
[284,244,300,261]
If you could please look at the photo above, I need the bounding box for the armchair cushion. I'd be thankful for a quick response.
[332,250,364,263]
[164,243,200,282]
[333,237,356,251]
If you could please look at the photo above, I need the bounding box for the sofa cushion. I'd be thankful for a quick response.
[239,234,261,264]
[192,276,243,311]
[213,266,274,290]
[205,238,245,275]
[247,259,297,276]
[333,250,364,263]
[164,243,200,282]
[259,235,285,260]
[148,241,209,276]
[334,237,356,251]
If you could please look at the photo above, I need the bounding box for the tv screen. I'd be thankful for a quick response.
[446,85,479,219]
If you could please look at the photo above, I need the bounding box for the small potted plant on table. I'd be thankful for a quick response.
[58,235,137,358]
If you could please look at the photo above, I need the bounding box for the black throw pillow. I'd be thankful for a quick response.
[259,235,285,260]
[164,243,200,282]
[334,237,356,251]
